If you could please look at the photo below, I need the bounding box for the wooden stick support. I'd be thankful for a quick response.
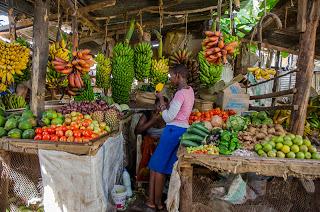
[31,0,50,118]
[0,150,10,211]
[179,162,193,212]
[249,104,299,111]
[250,88,296,100]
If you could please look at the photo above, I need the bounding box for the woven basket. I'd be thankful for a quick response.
[194,99,213,112]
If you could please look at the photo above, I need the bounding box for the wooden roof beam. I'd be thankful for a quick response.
[78,0,116,13]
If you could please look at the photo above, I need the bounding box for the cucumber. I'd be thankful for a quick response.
[181,133,204,143]
[192,123,210,134]
[181,139,199,147]
[187,127,209,137]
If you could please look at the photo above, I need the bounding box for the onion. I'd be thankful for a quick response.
[203,121,213,130]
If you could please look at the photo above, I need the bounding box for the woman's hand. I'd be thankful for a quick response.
[156,92,163,99]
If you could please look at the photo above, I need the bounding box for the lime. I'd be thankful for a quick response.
[299,145,308,153]
[276,143,283,150]
[269,141,276,148]
[271,136,277,142]
[303,139,311,147]
[263,144,273,152]
[308,146,317,153]
[267,151,276,157]
[293,136,303,145]
[283,140,293,147]
[296,152,305,159]
[305,152,312,159]
[276,151,285,158]
[312,152,320,160]
[255,144,263,152]
[260,152,267,157]
[257,149,265,156]
[290,144,300,153]
[288,133,296,140]
[284,135,291,142]
[281,145,290,154]
[276,136,284,143]
[286,152,296,159]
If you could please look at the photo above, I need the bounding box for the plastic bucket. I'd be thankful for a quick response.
[111,185,127,210]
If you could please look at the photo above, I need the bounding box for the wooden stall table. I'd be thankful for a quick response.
[177,146,320,212]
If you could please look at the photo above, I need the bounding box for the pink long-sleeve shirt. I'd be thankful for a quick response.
[162,87,194,128]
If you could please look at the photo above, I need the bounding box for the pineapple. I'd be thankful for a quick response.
[91,111,105,123]
[104,108,120,131]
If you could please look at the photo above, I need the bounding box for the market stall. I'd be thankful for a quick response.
[0,0,319,211]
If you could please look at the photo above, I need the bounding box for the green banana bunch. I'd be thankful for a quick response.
[46,66,68,89]
[14,67,31,84]
[111,42,134,104]
[198,51,223,86]
[95,52,111,90]
[74,74,95,101]
[1,94,27,109]
[134,42,153,81]
[150,58,169,86]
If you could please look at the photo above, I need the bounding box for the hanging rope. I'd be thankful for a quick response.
[183,13,188,48]
[159,0,164,34]
[229,0,234,35]
[139,10,143,28]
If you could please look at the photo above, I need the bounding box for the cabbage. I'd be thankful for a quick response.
[226,115,247,132]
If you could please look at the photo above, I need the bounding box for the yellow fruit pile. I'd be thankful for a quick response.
[49,39,70,62]
[0,41,30,91]
[247,67,276,80]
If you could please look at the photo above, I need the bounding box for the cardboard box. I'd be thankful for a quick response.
[216,82,249,114]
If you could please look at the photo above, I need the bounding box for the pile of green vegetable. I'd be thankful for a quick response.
[243,111,273,126]
[0,108,37,139]
[180,122,209,147]
[226,115,247,132]
[218,130,240,155]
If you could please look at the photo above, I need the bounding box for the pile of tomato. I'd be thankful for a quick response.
[34,124,103,143]
[189,108,236,124]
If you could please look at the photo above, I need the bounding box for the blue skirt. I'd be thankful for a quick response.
[148,125,187,174]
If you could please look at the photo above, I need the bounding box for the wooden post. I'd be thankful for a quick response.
[291,0,320,134]
[8,0,16,42]
[272,51,281,106]
[31,0,50,118]
[179,162,193,212]
[0,151,10,211]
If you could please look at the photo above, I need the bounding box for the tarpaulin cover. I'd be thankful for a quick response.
[39,133,124,212]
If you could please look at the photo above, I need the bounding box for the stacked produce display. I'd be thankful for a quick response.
[181,108,320,160]
[247,67,277,80]
[95,53,112,91]
[134,42,153,81]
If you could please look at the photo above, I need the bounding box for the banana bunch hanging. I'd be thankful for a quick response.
[49,39,70,61]
[247,67,277,80]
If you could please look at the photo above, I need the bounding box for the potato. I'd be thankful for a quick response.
[268,128,276,134]
[248,127,256,134]
[256,133,265,139]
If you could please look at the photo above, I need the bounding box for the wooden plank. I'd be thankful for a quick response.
[297,0,308,32]
[250,88,296,100]
[249,104,299,111]
[0,150,10,211]
[291,0,320,135]
[78,0,116,13]
[179,162,193,212]
[31,0,49,118]
[272,51,281,106]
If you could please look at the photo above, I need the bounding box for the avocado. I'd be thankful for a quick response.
[0,127,7,137]
[7,129,22,139]
[4,118,18,131]
[18,121,33,130]
[22,129,35,139]
[0,115,6,127]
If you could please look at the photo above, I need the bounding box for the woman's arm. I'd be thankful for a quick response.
[135,114,160,135]
[161,99,182,123]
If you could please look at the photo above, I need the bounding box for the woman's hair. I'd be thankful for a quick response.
[155,96,168,105]
[170,64,189,79]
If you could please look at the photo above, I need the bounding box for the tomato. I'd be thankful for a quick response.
[74,137,83,143]
[50,124,57,129]
[42,134,50,141]
[196,112,201,117]
[42,131,49,136]
[61,126,67,132]
[56,130,64,137]
[67,136,74,142]
[82,137,90,142]
[35,128,43,134]
[50,135,59,142]
[82,121,90,127]
[65,130,73,137]
[59,136,67,142]
[82,130,92,137]
[34,135,42,140]
[47,128,54,134]
[91,133,98,139]
[73,131,81,138]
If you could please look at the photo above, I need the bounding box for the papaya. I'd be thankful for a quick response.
[18,121,33,130]
[22,129,35,139]
[8,129,22,139]
[0,127,7,137]
[4,118,18,131]
[0,115,6,127]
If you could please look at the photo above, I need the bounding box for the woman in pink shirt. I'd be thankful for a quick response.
[146,64,195,210]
